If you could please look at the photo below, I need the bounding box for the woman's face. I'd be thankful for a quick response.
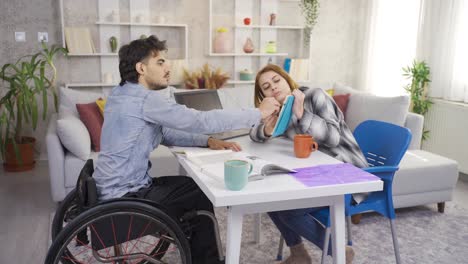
[258,71,291,103]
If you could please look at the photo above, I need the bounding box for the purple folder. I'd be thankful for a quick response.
[290,163,379,187]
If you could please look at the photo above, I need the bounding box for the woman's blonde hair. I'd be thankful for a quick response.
[254,64,299,107]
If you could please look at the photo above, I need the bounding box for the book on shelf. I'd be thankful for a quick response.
[64,27,96,54]
[283,58,309,81]
[173,148,296,182]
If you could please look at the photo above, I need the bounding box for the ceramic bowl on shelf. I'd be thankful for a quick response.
[239,69,254,81]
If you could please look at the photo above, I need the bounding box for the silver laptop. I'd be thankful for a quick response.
[174,89,251,140]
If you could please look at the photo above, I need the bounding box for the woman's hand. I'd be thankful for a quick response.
[292,89,305,119]
[207,138,242,152]
[263,114,278,137]
[259,97,281,119]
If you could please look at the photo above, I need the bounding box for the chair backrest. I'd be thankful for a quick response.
[353,120,412,167]
[76,159,98,207]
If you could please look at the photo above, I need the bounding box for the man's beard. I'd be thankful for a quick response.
[148,82,168,90]
[147,74,170,90]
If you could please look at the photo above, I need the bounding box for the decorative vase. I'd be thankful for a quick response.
[213,27,232,53]
[109,36,118,53]
[243,38,254,53]
[265,41,277,53]
[239,69,254,81]
[269,13,277,26]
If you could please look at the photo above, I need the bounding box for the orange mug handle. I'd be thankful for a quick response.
[310,141,318,152]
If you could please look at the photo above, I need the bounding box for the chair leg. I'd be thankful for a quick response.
[254,213,261,244]
[346,216,353,246]
[390,219,402,264]
[437,202,445,213]
[321,227,331,264]
[276,236,285,261]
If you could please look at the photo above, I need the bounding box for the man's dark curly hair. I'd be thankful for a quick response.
[118,35,167,86]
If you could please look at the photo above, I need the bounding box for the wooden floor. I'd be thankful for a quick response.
[0,161,467,263]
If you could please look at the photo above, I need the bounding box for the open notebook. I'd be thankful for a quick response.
[173,147,296,182]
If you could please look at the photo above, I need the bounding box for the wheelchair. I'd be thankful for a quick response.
[46,159,224,264]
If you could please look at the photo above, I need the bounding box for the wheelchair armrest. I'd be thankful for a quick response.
[363,166,399,174]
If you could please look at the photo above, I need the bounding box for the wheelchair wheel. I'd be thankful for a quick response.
[51,191,172,263]
[46,201,191,264]
[52,189,80,240]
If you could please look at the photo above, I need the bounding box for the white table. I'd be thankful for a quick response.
[174,136,383,264]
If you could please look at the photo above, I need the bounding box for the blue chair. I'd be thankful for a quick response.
[276,120,411,264]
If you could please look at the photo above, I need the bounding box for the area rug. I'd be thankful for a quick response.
[47,203,468,263]
[213,202,468,264]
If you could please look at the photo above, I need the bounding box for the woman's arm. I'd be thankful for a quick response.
[249,121,269,142]
[296,88,343,148]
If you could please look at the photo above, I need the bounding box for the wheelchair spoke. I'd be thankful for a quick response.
[90,223,115,262]
[124,215,134,255]
[126,219,153,255]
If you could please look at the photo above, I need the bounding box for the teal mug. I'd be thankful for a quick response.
[224,160,253,191]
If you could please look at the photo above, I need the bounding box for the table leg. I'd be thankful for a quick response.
[254,213,261,244]
[226,206,243,264]
[330,195,346,264]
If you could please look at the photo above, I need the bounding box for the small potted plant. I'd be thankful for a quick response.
[0,42,67,171]
[183,64,230,89]
[403,60,433,140]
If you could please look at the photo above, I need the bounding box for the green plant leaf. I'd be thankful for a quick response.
[31,95,38,129]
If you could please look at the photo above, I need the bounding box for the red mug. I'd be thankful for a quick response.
[294,134,318,158]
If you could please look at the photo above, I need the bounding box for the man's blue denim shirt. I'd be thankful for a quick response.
[94,82,261,200]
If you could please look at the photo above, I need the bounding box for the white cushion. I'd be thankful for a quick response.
[59,87,103,117]
[56,110,92,160]
[333,82,367,95]
[332,83,410,131]
[346,93,410,131]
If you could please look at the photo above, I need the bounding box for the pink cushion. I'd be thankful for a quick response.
[333,93,351,118]
[76,102,104,152]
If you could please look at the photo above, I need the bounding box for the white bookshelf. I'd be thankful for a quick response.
[235,25,304,29]
[59,0,189,89]
[208,0,311,86]
[209,52,289,57]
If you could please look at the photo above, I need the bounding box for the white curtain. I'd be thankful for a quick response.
[359,0,422,96]
[418,0,468,103]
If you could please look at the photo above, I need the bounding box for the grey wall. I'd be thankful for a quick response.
[0,0,368,159]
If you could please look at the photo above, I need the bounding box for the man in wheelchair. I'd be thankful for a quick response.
[86,35,279,263]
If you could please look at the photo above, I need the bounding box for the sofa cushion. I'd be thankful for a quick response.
[332,94,350,118]
[393,150,459,196]
[332,83,410,131]
[59,87,103,118]
[76,102,104,151]
[333,82,367,95]
[56,110,91,160]
[96,98,106,115]
[346,93,410,131]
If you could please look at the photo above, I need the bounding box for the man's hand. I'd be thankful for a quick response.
[207,138,242,152]
[263,114,278,137]
[259,97,280,120]
[292,89,305,119]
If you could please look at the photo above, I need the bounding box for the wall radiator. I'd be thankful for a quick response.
[422,99,468,174]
